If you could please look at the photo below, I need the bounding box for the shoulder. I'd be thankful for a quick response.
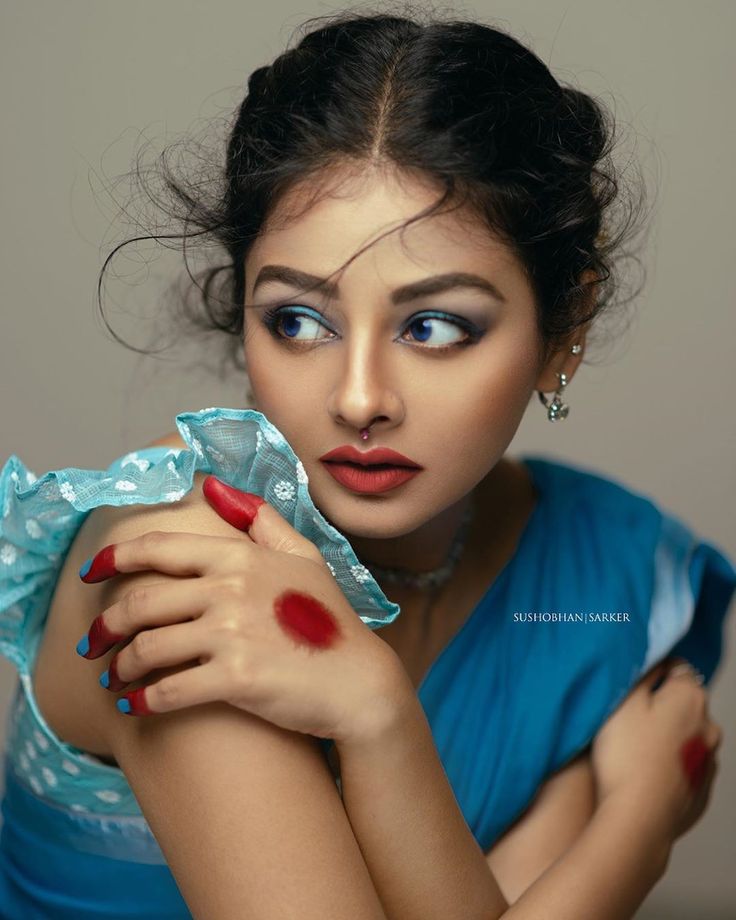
[143,430,189,452]
[31,433,232,758]
[527,453,736,683]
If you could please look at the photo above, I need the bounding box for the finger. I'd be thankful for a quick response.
[101,620,212,692]
[703,720,723,751]
[640,660,672,695]
[76,577,210,659]
[202,475,265,533]
[667,661,705,685]
[78,531,247,584]
[691,753,719,815]
[116,661,243,716]
[679,733,713,793]
[203,475,325,565]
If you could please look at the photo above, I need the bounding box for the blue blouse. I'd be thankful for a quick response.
[0,407,734,918]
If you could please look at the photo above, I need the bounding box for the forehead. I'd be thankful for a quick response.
[246,163,521,284]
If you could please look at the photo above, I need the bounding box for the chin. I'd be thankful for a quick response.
[317,503,423,541]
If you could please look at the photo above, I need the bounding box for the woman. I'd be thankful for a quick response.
[0,9,733,919]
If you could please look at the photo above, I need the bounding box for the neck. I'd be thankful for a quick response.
[343,488,477,575]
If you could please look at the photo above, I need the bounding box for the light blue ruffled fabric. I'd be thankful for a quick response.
[0,413,735,917]
[0,407,401,820]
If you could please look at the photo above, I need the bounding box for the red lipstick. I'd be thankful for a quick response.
[319,445,421,467]
[319,444,423,494]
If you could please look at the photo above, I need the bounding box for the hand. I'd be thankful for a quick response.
[591,657,722,844]
[75,475,405,745]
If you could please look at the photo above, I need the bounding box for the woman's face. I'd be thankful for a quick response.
[243,165,576,542]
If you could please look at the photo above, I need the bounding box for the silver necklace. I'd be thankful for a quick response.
[361,494,476,591]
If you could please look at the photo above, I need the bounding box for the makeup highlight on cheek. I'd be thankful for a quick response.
[274,590,342,649]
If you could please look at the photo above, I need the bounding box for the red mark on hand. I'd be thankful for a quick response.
[274,590,341,649]
[203,476,266,531]
[680,734,712,792]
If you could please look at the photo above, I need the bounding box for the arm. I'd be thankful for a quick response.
[52,474,388,920]
[337,680,671,920]
[484,748,597,903]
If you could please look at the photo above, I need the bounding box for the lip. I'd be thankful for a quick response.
[319,445,422,468]
[320,461,422,494]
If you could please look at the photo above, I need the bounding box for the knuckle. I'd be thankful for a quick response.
[130,629,155,664]
[140,530,165,553]
[224,654,252,696]
[125,586,150,617]
[213,614,243,640]
[217,574,247,599]
[226,541,252,568]
[155,678,179,708]
[305,544,325,565]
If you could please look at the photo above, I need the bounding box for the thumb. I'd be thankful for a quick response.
[202,475,323,562]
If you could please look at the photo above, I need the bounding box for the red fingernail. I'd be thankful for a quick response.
[79,544,119,583]
[84,615,127,659]
[117,687,153,716]
[105,656,127,692]
[202,476,265,531]
[680,734,711,791]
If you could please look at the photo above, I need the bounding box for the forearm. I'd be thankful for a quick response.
[337,671,672,920]
[336,676,508,920]
[503,793,672,919]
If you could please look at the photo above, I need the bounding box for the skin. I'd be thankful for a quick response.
[242,161,593,594]
[274,590,344,650]
[28,157,720,917]
[680,735,712,791]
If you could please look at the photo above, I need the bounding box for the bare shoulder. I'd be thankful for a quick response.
[31,448,226,759]
[144,430,189,451]
[31,436,386,916]
[31,428,226,759]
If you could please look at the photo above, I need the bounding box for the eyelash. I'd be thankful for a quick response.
[260,305,483,353]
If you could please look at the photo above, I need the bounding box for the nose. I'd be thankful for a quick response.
[326,329,401,435]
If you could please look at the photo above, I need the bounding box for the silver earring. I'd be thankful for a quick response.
[538,343,581,422]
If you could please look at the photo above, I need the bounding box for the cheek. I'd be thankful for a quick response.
[273,590,342,649]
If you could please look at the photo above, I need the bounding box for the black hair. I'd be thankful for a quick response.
[97,3,650,379]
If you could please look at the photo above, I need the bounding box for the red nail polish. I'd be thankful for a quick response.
[119,687,153,716]
[106,656,126,692]
[80,544,119,583]
[680,734,711,792]
[202,476,265,531]
[85,615,127,659]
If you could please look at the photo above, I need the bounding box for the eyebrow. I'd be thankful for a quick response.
[252,264,507,305]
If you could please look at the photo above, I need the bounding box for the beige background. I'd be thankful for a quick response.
[1,2,734,916]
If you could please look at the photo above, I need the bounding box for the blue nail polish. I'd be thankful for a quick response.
[76,635,90,657]
[117,698,131,714]
[79,557,92,579]
[99,670,109,689]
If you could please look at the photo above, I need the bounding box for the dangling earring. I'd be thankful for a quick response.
[537,343,581,422]
[538,372,570,421]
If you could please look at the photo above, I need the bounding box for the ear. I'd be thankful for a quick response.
[534,269,597,394]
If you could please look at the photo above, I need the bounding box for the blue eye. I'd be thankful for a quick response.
[261,306,481,352]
